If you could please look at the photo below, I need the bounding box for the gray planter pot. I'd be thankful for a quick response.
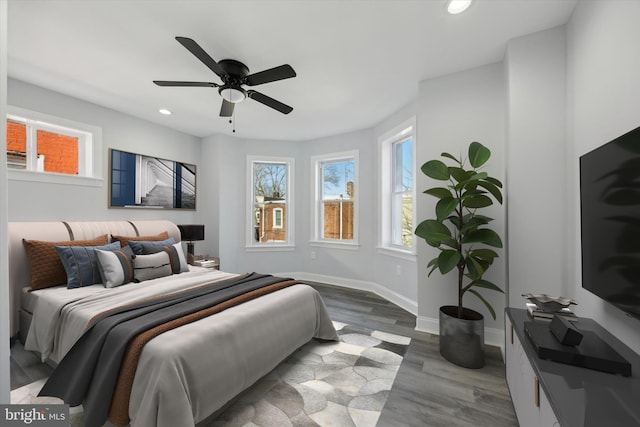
[439,305,485,369]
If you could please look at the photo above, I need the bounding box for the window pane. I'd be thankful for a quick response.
[253,162,287,243]
[393,138,413,192]
[391,138,413,247]
[6,120,27,169]
[36,129,79,174]
[391,192,413,247]
[320,159,355,240]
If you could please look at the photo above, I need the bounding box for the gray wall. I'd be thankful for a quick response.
[505,27,568,304]
[566,0,640,354]
[7,79,202,225]
[416,62,507,343]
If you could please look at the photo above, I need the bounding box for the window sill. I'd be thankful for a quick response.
[245,244,296,252]
[309,240,360,251]
[8,169,103,187]
[377,247,417,261]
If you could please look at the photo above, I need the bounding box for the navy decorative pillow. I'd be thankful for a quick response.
[55,242,121,289]
[128,237,176,255]
[95,245,135,288]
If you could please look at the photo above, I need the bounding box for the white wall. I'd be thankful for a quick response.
[566,0,640,354]
[416,63,507,340]
[504,27,568,305]
[7,79,202,225]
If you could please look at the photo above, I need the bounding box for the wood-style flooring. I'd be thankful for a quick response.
[10,282,518,426]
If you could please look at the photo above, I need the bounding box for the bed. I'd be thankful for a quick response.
[8,220,338,427]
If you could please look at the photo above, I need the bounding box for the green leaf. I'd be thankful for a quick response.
[463,228,503,248]
[449,167,471,184]
[415,220,452,247]
[460,216,489,234]
[469,142,491,168]
[440,152,460,164]
[421,160,450,180]
[462,194,493,209]
[468,289,497,320]
[466,256,485,280]
[469,172,488,181]
[469,248,499,261]
[485,176,503,188]
[438,250,461,275]
[436,197,457,221]
[441,238,458,250]
[427,256,439,277]
[471,279,504,293]
[423,187,453,199]
[477,180,503,204]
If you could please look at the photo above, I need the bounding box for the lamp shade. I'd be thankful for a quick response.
[178,224,205,241]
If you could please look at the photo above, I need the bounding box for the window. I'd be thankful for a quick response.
[247,156,294,249]
[311,151,359,246]
[380,118,416,254]
[273,208,283,229]
[6,106,102,185]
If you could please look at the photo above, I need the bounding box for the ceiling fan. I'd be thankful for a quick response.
[154,36,296,117]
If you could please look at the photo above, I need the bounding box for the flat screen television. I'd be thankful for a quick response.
[580,125,640,320]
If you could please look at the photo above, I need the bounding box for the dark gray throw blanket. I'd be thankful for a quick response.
[39,272,294,427]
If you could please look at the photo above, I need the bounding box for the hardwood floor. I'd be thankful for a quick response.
[10,282,518,427]
[309,282,518,427]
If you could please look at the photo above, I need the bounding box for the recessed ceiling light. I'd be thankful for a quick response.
[159,108,172,115]
[447,0,472,15]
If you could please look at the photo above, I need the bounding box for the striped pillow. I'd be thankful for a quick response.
[95,245,135,288]
[55,242,121,289]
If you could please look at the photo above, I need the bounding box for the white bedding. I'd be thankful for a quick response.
[25,267,338,427]
[25,267,236,363]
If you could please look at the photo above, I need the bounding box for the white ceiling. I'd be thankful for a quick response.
[8,0,578,141]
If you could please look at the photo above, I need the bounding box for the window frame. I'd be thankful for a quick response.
[379,117,416,257]
[246,155,295,251]
[6,106,102,187]
[310,150,359,249]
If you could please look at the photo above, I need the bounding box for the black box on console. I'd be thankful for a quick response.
[524,321,632,377]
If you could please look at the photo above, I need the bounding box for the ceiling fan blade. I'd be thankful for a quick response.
[175,36,227,78]
[220,99,235,117]
[247,90,293,114]
[245,64,296,86]
[153,80,219,87]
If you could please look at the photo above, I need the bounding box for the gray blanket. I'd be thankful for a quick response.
[39,272,295,427]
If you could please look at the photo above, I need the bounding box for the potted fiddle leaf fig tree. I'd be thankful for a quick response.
[415,141,504,368]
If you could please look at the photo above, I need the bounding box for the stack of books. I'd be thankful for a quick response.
[193,259,218,268]
[526,302,578,322]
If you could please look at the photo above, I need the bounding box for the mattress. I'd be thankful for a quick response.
[25,266,338,427]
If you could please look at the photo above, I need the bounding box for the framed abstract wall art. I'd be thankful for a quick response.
[109,149,196,209]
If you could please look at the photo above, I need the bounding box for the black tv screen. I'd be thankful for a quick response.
[580,125,640,320]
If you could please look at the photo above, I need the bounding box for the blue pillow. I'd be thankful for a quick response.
[56,241,121,288]
[128,237,175,255]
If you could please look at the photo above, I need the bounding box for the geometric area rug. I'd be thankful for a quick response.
[207,321,412,427]
[10,321,411,427]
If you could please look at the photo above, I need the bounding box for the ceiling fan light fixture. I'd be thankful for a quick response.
[219,86,247,103]
[447,0,472,14]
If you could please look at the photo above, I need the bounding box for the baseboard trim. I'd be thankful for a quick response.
[280,271,505,359]
[278,271,418,316]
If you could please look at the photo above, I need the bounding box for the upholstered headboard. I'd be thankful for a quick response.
[8,220,181,337]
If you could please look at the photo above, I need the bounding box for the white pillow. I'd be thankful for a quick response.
[95,245,134,288]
